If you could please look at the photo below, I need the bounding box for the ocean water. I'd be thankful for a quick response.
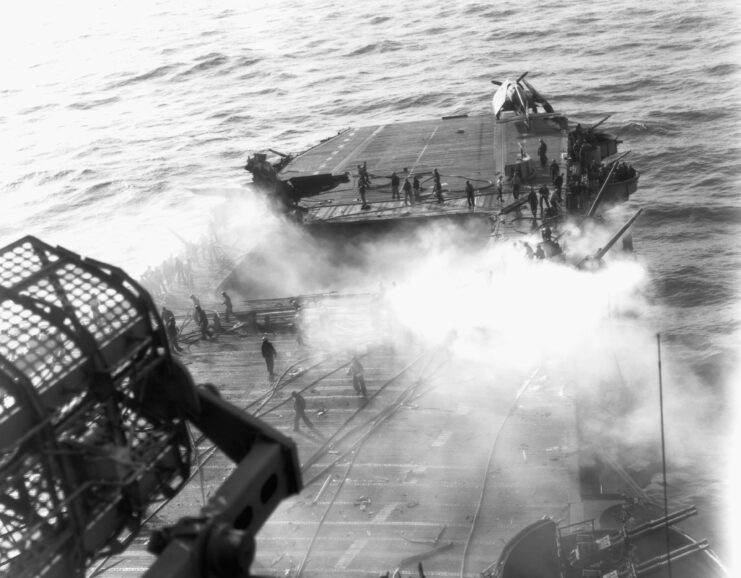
[1,0,739,568]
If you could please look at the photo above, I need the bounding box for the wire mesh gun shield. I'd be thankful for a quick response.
[0,236,195,578]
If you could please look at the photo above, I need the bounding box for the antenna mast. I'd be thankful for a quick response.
[657,333,673,578]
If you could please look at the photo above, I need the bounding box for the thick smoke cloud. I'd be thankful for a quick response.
[202,190,728,546]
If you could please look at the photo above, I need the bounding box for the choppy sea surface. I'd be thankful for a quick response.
[1,0,739,568]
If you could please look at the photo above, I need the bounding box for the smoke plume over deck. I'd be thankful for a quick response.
[213,192,725,504]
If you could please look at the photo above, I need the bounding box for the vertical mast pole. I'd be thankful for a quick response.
[657,333,673,578]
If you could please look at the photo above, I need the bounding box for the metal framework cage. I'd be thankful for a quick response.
[0,236,193,578]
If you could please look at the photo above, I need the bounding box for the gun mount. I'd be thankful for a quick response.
[0,236,301,577]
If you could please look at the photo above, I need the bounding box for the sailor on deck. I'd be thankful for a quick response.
[465,180,475,209]
[291,391,323,437]
[550,159,559,182]
[347,356,367,397]
[391,172,400,200]
[512,170,522,199]
[403,177,413,206]
[434,180,444,203]
[195,305,213,340]
[413,175,421,201]
[433,169,444,203]
[539,184,551,219]
[554,173,564,202]
[357,164,367,188]
[358,176,369,209]
[538,139,548,168]
[261,336,277,379]
[221,291,233,322]
[496,174,504,202]
[528,187,538,220]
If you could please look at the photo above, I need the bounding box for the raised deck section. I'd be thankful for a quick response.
[283,112,568,228]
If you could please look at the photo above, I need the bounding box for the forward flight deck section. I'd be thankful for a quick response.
[280,112,569,230]
[284,115,500,229]
[280,115,497,183]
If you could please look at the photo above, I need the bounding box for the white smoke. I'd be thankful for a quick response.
[195,190,729,546]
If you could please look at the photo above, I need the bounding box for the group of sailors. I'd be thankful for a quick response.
[289,352,368,439]
[568,123,597,165]
[389,171,426,205]
[139,256,194,296]
[364,161,445,209]
[527,183,561,221]
[360,161,572,218]
[161,296,370,438]
[603,161,637,183]
[160,291,373,404]
[562,160,635,212]
[354,151,632,229]
[569,126,637,184]
[359,159,630,225]
[581,159,637,190]
[159,290,235,352]
[359,165,447,207]
[139,234,230,300]
[358,164,484,209]
[510,160,564,214]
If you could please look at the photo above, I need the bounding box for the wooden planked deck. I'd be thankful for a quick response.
[96,251,657,578]
[94,294,591,578]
